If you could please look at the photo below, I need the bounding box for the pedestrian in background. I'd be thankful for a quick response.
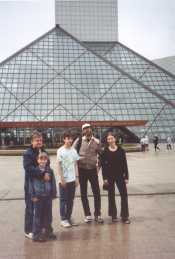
[140,137,145,152]
[153,135,160,151]
[166,136,173,150]
[144,135,149,151]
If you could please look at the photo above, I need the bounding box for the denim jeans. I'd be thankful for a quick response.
[24,192,33,233]
[79,168,101,217]
[59,181,76,221]
[33,196,52,238]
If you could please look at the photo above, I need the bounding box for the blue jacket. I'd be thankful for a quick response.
[23,146,56,198]
[30,166,57,199]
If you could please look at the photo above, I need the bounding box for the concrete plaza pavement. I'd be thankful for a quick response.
[0,144,175,259]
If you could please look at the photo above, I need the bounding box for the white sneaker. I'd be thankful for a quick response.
[84,216,93,223]
[69,219,79,226]
[60,220,72,228]
[25,232,33,239]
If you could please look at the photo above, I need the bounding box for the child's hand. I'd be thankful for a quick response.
[32,197,39,202]
[44,173,51,181]
[125,179,129,184]
[75,178,79,187]
[103,179,108,185]
[96,166,101,174]
[60,178,66,188]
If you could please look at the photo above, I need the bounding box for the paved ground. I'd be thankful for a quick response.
[0,195,175,259]
[0,144,175,258]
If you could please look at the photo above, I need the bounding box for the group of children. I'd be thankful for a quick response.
[24,131,80,242]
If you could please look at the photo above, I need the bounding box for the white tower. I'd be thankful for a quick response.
[55,0,118,42]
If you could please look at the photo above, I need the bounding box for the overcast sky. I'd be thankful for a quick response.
[0,0,175,63]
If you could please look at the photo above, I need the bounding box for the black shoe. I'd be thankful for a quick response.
[112,217,119,223]
[46,232,57,240]
[33,234,46,242]
[94,216,104,224]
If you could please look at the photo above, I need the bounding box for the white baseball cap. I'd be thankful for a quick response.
[82,123,91,130]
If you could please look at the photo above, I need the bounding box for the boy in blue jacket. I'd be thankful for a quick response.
[23,131,46,239]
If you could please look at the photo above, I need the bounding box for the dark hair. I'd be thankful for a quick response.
[63,131,73,140]
[37,152,48,160]
[106,132,117,139]
[31,130,43,141]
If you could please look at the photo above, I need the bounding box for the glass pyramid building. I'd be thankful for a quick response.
[84,41,175,139]
[0,2,175,145]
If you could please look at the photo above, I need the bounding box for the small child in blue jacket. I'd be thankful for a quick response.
[31,152,57,242]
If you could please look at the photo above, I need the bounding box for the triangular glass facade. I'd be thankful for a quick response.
[0,26,175,141]
[85,42,175,139]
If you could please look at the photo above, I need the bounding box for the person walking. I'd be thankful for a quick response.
[73,123,103,223]
[144,135,149,151]
[153,135,160,151]
[166,136,172,150]
[140,137,145,152]
[100,132,130,224]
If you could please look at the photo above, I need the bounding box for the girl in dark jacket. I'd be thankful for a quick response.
[101,132,130,224]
